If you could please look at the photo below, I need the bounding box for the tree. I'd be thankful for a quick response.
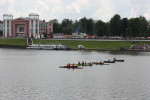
[139,16,148,36]
[110,14,121,36]
[61,19,74,33]
[121,18,128,37]
[86,18,93,35]
[73,20,81,33]
[128,18,142,37]
[94,20,105,36]
[80,17,88,33]
[62,26,74,33]
[49,19,62,33]
[61,19,73,28]
[144,29,150,37]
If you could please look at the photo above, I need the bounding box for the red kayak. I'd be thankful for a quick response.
[59,66,83,69]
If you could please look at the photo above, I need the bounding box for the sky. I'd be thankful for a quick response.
[0,0,150,22]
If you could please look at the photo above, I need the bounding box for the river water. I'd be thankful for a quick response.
[0,48,150,100]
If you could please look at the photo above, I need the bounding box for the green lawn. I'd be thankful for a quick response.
[1,38,150,49]
[33,39,150,49]
[0,38,27,46]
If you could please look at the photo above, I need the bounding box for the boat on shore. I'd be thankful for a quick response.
[26,43,71,50]
[59,66,83,69]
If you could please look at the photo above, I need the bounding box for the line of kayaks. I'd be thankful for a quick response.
[59,62,109,69]
[59,59,124,69]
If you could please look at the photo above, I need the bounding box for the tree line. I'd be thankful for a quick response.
[49,14,150,37]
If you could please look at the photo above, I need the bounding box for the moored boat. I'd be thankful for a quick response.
[27,43,71,50]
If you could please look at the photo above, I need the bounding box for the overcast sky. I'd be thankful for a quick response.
[0,0,150,22]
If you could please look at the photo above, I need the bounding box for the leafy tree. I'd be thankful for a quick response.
[49,19,62,33]
[110,14,121,36]
[62,26,74,33]
[86,18,93,35]
[73,20,81,33]
[139,16,148,36]
[144,29,150,37]
[61,19,73,28]
[128,18,142,37]
[80,17,88,33]
[121,18,128,37]
[94,20,105,36]
[48,14,149,37]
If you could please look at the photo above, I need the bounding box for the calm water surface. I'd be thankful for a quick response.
[0,48,150,100]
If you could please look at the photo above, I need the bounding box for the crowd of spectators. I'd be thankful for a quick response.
[130,44,150,51]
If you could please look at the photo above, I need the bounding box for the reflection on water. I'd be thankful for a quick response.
[108,51,150,56]
[0,48,150,100]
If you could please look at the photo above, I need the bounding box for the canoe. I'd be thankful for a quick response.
[92,62,104,64]
[59,66,83,69]
[94,63,109,65]
[70,64,92,66]
[103,61,115,63]
[114,60,124,62]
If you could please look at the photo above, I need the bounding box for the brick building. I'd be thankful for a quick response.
[3,13,53,38]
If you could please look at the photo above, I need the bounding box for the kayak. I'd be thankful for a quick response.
[70,64,92,66]
[92,62,104,64]
[103,61,115,63]
[59,66,83,69]
[114,59,124,62]
[94,63,109,65]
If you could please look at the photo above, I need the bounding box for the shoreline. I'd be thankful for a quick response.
[0,44,27,49]
[0,44,150,52]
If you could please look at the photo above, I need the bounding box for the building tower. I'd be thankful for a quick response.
[29,13,39,38]
[3,14,13,37]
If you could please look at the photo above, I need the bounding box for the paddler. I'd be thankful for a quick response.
[89,62,92,66]
[73,63,74,68]
[78,61,80,65]
[82,61,84,65]
[68,63,70,67]
[114,58,116,61]
[100,60,102,63]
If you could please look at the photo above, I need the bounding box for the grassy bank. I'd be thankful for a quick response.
[0,38,27,46]
[33,39,150,49]
[1,38,150,49]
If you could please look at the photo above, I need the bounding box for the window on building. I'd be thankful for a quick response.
[36,29,37,33]
[7,29,9,33]
[7,23,9,28]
